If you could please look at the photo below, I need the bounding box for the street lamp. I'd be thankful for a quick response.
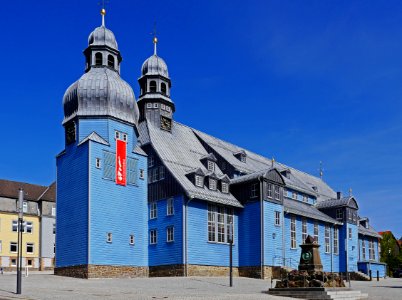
[16,188,24,294]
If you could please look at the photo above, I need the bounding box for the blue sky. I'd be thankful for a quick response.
[0,1,401,237]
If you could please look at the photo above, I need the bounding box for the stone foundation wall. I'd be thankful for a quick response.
[55,265,149,279]
[149,264,185,277]
[238,266,284,279]
[187,265,239,277]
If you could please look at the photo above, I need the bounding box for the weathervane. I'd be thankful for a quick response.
[98,0,109,27]
[271,157,275,168]
[349,187,353,196]
[319,161,324,179]
[151,21,158,55]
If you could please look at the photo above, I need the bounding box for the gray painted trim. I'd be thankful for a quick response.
[88,142,91,264]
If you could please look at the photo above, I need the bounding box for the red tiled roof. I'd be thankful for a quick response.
[0,179,55,202]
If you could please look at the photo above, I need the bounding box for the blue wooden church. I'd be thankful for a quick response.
[55,10,386,279]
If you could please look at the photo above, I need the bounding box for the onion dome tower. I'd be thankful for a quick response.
[62,8,139,143]
[138,36,175,132]
[56,9,148,279]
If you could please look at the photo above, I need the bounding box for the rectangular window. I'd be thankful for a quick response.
[147,103,152,108]
[221,182,229,193]
[51,206,56,216]
[150,202,157,219]
[290,217,296,249]
[11,259,16,267]
[167,226,174,242]
[302,195,308,202]
[107,233,112,243]
[25,221,33,233]
[334,226,339,255]
[274,186,280,200]
[103,151,115,180]
[209,178,217,190]
[148,156,154,168]
[208,204,216,242]
[152,168,159,182]
[336,208,343,220]
[12,220,18,232]
[129,234,135,245]
[167,198,174,216]
[139,169,144,179]
[166,106,171,112]
[95,158,101,169]
[10,242,17,253]
[292,191,298,200]
[267,183,273,198]
[348,227,352,239]
[23,202,28,213]
[26,243,34,254]
[153,103,159,108]
[250,183,258,198]
[115,131,120,140]
[314,222,319,244]
[161,104,166,110]
[27,259,33,267]
[150,229,157,245]
[53,223,56,234]
[195,175,204,187]
[325,225,330,253]
[159,166,165,180]
[362,240,366,260]
[275,211,281,226]
[373,240,376,260]
[302,218,307,243]
[208,204,234,244]
[207,161,215,171]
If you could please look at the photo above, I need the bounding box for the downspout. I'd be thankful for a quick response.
[282,193,286,268]
[331,225,333,273]
[259,176,264,279]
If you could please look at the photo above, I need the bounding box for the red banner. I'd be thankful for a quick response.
[116,139,127,186]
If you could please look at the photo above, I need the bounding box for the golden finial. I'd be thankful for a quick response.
[153,36,158,44]
[101,8,106,16]
[271,157,275,168]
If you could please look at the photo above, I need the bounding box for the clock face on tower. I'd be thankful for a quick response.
[160,116,172,132]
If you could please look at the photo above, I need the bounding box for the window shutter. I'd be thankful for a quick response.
[103,151,115,180]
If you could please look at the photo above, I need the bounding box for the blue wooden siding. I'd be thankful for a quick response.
[148,195,184,266]
[187,200,239,267]
[358,261,386,278]
[264,201,283,266]
[56,142,89,267]
[238,201,261,267]
[88,121,148,267]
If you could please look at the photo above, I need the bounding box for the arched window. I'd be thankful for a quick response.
[161,82,167,95]
[149,81,157,92]
[95,52,103,66]
[107,55,115,68]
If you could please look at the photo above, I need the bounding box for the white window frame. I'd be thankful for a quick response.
[302,195,308,202]
[95,158,101,169]
[325,225,330,253]
[348,227,352,239]
[275,211,281,226]
[148,156,154,168]
[292,191,298,200]
[314,221,319,244]
[195,175,204,187]
[167,226,174,242]
[207,160,215,172]
[53,223,56,234]
[302,218,307,243]
[12,220,18,232]
[159,166,165,180]
[274,185,280,200]
[26,243,34,254]
[334,226,339,255]
[51,206,56,216]
[146,103,153,108]
[209,178,217,190]
[336,208,343,220]
[129,234,135,245]
[362,240,366,260]
[107,232,112,243]
[153,103,159,108]
[161,103,166,111]
[150,202,157,219]
[221,182,229,194]
[290,217,296,249]
[208,204,234,244]
[150,229,157,245]
[250,183,258,198]
[23,202,28,213]
[139,169,144,179]
[167,198,174,216]
[10,242,18,253]
[267,183,273,198]
[166,106,171,112]
[25,221,33,234]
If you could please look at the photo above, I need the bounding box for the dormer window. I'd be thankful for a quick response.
[209,178,217,190]
[240,154,246,162]
[234,150,247,163]
[166,106,171,112]
[274,186,280,200]
[195,175,204,187]
[336,208,343,220]
[95,52,103,65]
[107,55,115,68]
[147,103,152,109]
[207,161,215,172]
[221,182,229,193]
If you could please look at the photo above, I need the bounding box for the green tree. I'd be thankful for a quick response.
[380,232,400,276]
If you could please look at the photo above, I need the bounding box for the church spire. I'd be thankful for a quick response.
[101,8,106,27]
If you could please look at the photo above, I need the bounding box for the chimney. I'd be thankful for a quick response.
[337,192,342,199]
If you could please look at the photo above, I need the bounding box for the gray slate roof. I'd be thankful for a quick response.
[63,67,139,126]
[88,26,118,49]
[193,129,337,201]
[316,196,359,209]
[358,224,382,238]
[141,54,169,78]
[138,121,243,208]
[284,198,341,224]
